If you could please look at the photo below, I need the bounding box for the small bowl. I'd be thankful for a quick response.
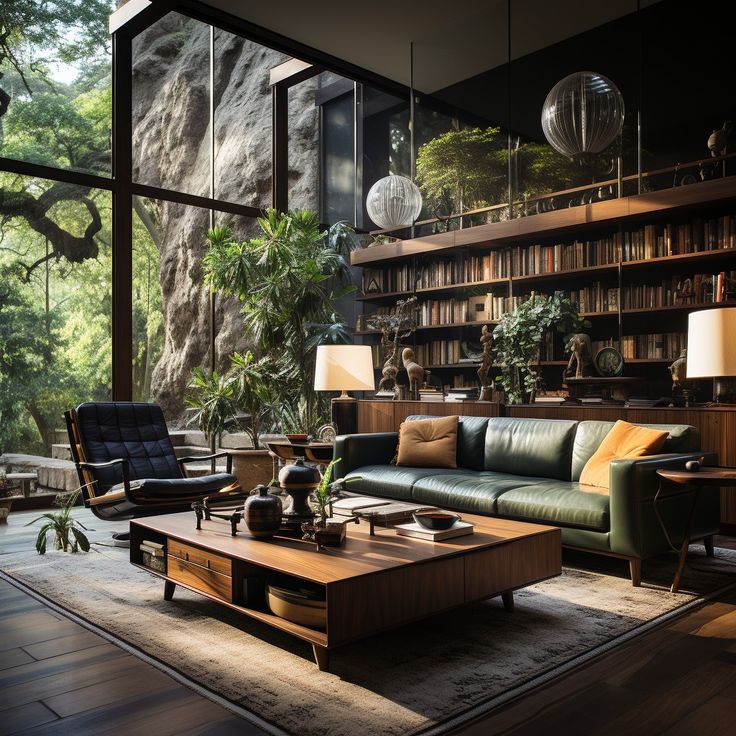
[412,510,460,530]
[286,433,308,443]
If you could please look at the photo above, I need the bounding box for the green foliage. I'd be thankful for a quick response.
[26,490,90,555]
[185,368,237,448]
[416,127,507,215]
[203,210,358,433]
[492,293,589,404]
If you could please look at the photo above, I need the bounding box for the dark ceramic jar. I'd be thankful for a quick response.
[244,485,283,539]
[278,458,320,519]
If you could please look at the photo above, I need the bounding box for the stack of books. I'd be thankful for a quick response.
[419,388,444,402]
[446,386,479,402]
[139,539,165,572]
[394,520,474,541]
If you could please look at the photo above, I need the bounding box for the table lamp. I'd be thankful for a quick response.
[314,344,375,435]
[687,307,736,403]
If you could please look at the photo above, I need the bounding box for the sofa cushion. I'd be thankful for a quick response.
[496,482,610,531]
[406,415,489,471]
[396,416,458,468]
[579,421,668,489]
[412,471,549,515]
[484,417,578,480]
[571,421,701,481]
[344,465,464,501]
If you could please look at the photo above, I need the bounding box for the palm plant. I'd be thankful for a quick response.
[185,368,238,452]
[203,209,357,433]
[26,490,90,555]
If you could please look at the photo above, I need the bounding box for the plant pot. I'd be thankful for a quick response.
[229,449,274,493]
[0,496,18,524]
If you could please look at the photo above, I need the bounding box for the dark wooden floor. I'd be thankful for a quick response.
[1,510,736,735]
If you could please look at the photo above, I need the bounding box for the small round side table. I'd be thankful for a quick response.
[655,467,736,593]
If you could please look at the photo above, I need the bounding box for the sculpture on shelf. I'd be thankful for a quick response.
[477,324,494,401]
[707,121,732,157]
[668,349,688,388]
[675,277,695,304]
[564,333,595,379]
[368,296,418,395]
[402,347,425,399]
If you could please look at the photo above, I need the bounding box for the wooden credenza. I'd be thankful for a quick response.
[356,400,736,526]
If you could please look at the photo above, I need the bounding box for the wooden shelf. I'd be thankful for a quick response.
[352,177,736,266]
[356,320,496,336]
[357,277,509,302]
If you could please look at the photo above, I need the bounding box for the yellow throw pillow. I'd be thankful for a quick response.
[396,416,458,468]
[579,420,668,489]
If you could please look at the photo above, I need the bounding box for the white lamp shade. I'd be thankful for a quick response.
[314,345,375,392]
[686,308,736,377]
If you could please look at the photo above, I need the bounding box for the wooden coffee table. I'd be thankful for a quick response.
[130,512,561,670]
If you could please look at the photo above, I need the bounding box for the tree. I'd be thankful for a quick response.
[203,210,357,432]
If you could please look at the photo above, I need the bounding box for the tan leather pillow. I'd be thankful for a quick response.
[579,420,668,489]
[396,416,458,468]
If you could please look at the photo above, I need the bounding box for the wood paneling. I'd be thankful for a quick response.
[357,399,501,433]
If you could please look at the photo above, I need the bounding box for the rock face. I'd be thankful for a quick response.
[131,14,320,420]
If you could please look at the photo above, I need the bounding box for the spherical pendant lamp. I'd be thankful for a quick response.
[366,175,423,229]
[541,71,625,158]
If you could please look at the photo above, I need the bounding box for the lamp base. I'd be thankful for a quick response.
[331,396,357,436]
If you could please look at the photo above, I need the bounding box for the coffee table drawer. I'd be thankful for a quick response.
[168,556,233,602]
[168,540,232,576]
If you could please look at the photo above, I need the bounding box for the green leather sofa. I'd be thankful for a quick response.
[334,415,720,585]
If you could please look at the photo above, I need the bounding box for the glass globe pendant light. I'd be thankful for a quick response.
[541,71,625,158]
[365,175,423,230]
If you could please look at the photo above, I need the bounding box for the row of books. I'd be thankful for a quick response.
[590,333,686,360]
[620,271,736,309]
[568,283,619,314]
[360,213,736,296]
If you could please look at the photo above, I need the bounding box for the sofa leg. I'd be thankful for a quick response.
[704,536,715,557]
[629,559,642,587]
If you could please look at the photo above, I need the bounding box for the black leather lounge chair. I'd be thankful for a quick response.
[65,402,238,542]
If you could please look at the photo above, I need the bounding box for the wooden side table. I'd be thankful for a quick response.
[655,467,736,592]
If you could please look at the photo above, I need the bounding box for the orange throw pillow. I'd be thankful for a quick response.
[396,416,458,468]
[579,420,668,489]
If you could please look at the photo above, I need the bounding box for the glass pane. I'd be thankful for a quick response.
[132,197,212,423]
[509,1,639,215]
[641,0,734,192]
[132,13,210,197]
[0,174,111,454]
[213,30,285,206]
[0,1,113,176]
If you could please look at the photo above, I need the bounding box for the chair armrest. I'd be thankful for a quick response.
[608,451,718,558]
[333,433,398,478]
[78,458,131,501]
[178,451,233,475]
[88,490,127,506]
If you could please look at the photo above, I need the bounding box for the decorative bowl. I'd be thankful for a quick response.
[267,585,326,629]
[412,510,460,530]
[285,433,308,443]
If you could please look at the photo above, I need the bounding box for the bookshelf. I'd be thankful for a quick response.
[351,177,736,399]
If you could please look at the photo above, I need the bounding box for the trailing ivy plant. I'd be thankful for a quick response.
[492,292,589,404]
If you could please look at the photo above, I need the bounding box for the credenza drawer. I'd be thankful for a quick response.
[167,556,233,602]
[168,540,232,576]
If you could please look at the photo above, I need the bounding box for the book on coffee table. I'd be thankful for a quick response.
[331,496,391,516]
[394,520,474,541]
[354,502,434,526]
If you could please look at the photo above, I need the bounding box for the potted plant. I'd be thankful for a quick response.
[0,470,18,524]
[25,489,90,554]
[307,458,360,547]
[186,352,278,491]
[492,292,589,404]
[202,209,357,435]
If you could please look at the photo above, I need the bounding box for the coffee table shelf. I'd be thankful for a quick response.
[131,512,561,670]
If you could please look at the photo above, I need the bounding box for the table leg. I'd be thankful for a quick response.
[670,485,702,594]
[164,580,176,601]
[312,644,330,672]
[501,591,514,612]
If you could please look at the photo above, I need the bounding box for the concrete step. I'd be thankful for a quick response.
[174,445,212,459]
[1,454,79,492]
[52,443,72,460]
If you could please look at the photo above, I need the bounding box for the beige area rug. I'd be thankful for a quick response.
[2,536,736,736]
